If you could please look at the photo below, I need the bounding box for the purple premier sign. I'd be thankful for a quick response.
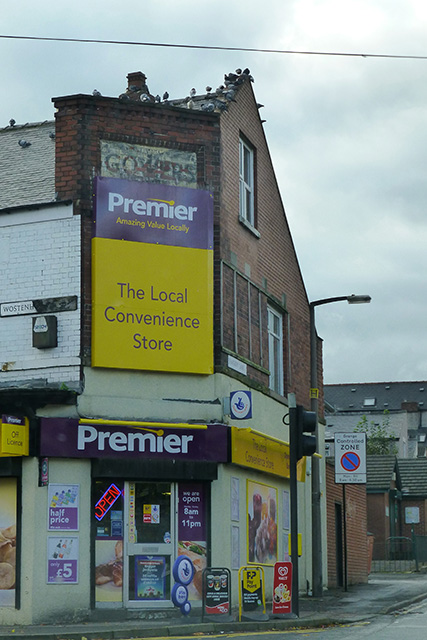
[93,177,213,250]
[40,419,228,462]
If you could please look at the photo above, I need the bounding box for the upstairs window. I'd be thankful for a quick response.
[268,306,284,395]
[239,137,255,227]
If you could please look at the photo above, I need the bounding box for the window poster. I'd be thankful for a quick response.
[47,537,79,584]
[135,556,166,600]
[48,483,79,531]
[95,539,123,602]
[178,483,207,600]
[247,480,278,566]
[0,478,17,606]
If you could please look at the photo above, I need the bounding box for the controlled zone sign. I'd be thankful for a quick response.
[334,432,367,484]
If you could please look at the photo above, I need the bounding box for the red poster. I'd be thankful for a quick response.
[272,561,292,614]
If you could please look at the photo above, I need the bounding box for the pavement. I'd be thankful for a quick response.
[2,572,427,640]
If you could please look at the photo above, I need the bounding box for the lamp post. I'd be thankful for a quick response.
[310,294,371,597]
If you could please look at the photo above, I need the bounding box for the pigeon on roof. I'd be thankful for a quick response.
[9,119,15,127]
[92,89,102,97]
[223,89,236,102]
[18,139,31,148]
[201,103,215,112]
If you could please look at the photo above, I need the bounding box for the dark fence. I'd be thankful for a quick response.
[415,535,427,564]
[370,535,427,573]
[371,537,415,573]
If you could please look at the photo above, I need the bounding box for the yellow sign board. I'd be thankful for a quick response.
[231,427,306,481]
[92,238,213,373]
[242,567,261,592]
[0,417,29,456]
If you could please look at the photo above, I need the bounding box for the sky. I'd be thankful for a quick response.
[2,0,427,384]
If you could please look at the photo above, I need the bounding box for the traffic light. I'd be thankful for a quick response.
[295,405,317,460]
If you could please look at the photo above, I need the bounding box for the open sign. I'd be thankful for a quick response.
[94,483,121,521]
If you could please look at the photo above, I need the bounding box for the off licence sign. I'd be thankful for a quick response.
[334,432,367,484]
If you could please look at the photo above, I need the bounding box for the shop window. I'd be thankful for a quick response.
[93,480,124,604]
[268,305,284,395]
[0,477,17,605]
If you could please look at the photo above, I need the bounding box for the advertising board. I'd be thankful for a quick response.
[92,177,214,374]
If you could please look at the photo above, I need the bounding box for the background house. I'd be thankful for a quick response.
[325,382,427,458]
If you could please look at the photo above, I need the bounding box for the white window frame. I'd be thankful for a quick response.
[239,137,255,227]
[268,306,284,395]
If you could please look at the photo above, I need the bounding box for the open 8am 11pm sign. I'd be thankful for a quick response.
[334,432,367,484]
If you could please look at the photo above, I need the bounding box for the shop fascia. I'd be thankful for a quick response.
[40,418,228,461]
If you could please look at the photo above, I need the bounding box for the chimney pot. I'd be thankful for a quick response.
[127,71,148,91]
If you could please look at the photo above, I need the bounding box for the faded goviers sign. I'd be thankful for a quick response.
[101,141,197,189]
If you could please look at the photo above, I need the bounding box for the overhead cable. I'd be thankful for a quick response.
[1,34,427,60]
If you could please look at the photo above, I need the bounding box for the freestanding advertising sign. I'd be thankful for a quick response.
[202,567,231,618]
[238,566,268,621]
[272,561,292,615]
[334,432,367,484]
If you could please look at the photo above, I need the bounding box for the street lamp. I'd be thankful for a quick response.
[310,294,371,597]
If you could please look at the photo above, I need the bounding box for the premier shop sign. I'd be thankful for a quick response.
[92,177,214,374]
[40,418,228,462]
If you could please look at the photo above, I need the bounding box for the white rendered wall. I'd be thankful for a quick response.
[0,204,81,388]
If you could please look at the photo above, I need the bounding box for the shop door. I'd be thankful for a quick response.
[124,481,175,607]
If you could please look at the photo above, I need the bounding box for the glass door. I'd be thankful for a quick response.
[124,481,175,607]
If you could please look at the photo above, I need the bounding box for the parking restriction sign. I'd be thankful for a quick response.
[334,433,367,484]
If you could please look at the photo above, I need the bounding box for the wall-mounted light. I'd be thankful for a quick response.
[32,315,57,349]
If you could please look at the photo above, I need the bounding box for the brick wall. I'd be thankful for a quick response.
[367,493,389,548]
[326,461,368,586]
[53,76,314,406]
[401,498,427,537]
[53,94,221,366]
[0,204,81,386]
[218,80,312,405]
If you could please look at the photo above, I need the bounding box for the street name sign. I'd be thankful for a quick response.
[334,432,367,484]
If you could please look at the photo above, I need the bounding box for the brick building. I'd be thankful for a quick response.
[325,382,427,458]
[0,70,325,624]
[325,461,368,587]
[366,456,427,562]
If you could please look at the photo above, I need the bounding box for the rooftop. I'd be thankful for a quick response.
[0,120,56,211]
[325,381,427,413]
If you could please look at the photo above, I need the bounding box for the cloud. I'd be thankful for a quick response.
[2,0,427,383]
